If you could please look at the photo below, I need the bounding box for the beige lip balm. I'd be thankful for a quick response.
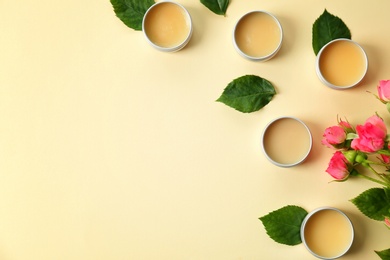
[233,11,283,61]
[301,207,354,259]
[142,1,193,52]
[261,117,312,167]
[316,38,368,89]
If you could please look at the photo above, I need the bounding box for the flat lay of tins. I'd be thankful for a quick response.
[141,1,369,171]
[142,1,368,89]
[140,4,368,259]
[5,1,389,260]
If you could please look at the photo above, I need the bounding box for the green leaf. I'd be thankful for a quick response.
[200,0,230,16]
[378,149,390,156]
[375,248,390,260]
[346,133,358,140]
[350,188,390,221]
[312,9,351,55]
[259,205,308,246]
[216,75,276,113]
[110,0,155,31]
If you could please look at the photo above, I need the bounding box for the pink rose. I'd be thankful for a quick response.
[380,143,390,163]
[351,115,387,153]
[380,154,390,164]
[385,217,390,228]
[326,151,351,180]
[322,125,347,148]
[377,80,390,102]
[321,120,352,149]
[338,120,353,131]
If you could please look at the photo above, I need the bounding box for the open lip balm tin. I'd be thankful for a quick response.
[301,207,354,259]
[316,38,368,89]
[142,1,193,52]
[233,10,283,61]
[261,116,312,167]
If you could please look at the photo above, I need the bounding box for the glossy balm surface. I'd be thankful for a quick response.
[263,118,311,166]
[318,40,366,87]
[303,209,353,258]
[143,2,189,48]
[234,12,281,58]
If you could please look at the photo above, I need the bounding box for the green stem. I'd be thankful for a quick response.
[366,164,390,187]
[365,160,388,167]
[355,171,388,186]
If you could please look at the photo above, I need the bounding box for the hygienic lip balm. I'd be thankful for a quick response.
[233,11,283,61]
[316,38,368,89]
[261,117,312,167]
[301,207,354,259]
[142,1,193,52]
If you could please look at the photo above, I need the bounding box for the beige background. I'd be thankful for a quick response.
[1,0,390,259]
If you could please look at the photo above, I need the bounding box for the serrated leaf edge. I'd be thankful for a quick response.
[350,187,390,221]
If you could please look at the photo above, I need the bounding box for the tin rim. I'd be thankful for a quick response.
[142,1,193,52]
[315,38,368,90]
[233,10,283,61]
[300,207,354,259]
[261,116,312,167]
